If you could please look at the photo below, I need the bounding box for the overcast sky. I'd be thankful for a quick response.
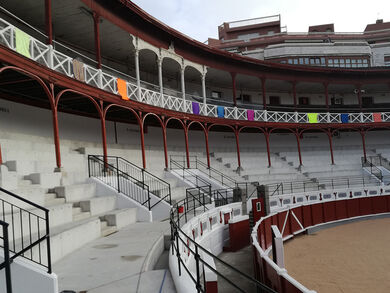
[131,0,390,42]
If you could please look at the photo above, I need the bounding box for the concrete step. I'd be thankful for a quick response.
[54,183,96,202]
[27,172,62,189]
[72,205,91,221]
[103,208,137,230]
[100,220,117,237]
[17,178,33,187]
[79,196,116,216]
[45,193,66,206]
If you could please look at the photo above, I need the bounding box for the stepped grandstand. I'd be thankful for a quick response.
[0,1,389,293]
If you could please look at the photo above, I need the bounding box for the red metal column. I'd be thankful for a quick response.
[100,101,108,164]
[324,82,329,111]
[162,125,169,169]
[261,77,267,110]
[356,84,362,111]
[327,131,335,165]
[51,107,61,169]
[184,125,190,168]
[139,114,146,169]
[204,128,211,168]
[50,84,61,169]
[0,144,3,165]
[265,132,271,167]
[45,0,53,45]
[360,130,367,161]
[231,72,237,106]
[234,128,241,168]
[93,12,102,69]
[295,132,303,166]
[292,81,298,111]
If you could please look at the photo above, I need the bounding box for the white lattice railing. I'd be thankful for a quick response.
[0,17,386,126]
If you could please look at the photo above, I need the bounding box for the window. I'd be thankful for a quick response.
[293,59,298,65]
[331,97,343,105]
[328,59,333,67]
[299,58,304,64]
[269,96,280,106]
[288,59,293,64]
[310,58,315,65]
[315,58,320,65]
[211,91,222,99]
[321,57,326,66]
[334,59,339,67]
[304,58,309,65]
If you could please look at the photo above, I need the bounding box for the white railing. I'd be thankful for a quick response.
[0,17,388,126]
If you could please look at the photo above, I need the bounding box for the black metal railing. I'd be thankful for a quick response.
[0,220,12,293]
[170,158,212,189]
[267,174,385,196]
[0,187,51,274]
[170,187,276,293]
[91,155,171,206]
[361,156,383,181]
[88,155,152,210]
[170,155,237,188]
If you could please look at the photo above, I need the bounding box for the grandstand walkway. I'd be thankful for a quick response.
[54,221,177,293]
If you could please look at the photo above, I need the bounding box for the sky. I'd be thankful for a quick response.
[131,0,390,42]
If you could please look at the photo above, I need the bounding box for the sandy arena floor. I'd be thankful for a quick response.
[284,218,390,293]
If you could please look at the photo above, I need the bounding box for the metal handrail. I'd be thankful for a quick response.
[92,155,171,206]
[170,155,237,188]
[361,156,383,181]
[170,157,211,188]
[0,187,51,274]
[267,174,386,196]
[170,186,276,292]
[0,220,12,293]
[88,155,152,210]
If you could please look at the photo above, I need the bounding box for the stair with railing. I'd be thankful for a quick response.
[88,155,172,210]
[0,186,53,293]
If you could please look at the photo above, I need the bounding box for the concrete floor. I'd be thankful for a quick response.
[54,221,177,293]
[215,246,257,293]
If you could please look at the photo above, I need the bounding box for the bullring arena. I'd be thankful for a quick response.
[0,1,389,293]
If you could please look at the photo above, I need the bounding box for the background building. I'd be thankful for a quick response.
[208,15,390,67]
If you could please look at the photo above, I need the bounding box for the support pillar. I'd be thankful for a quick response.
[204,128,210,168]
[295,132,303,166]
[356,84,362,111]
[231,72,237,106]
[234,128,241,169]
[139,117,146,169]
[360,130,367,162]
[202,72,207,105]
[135,49,141,99]
[327,131,335,165]
[181,66,186,100]
[261,77,267,110]
[93,12,101,69]
[51,107,61,169]
[324,82,329,111]
[45,0,53,45]
[158,57,163,98]
[99,101,108,165]
[184,126,190,168]
[265,132,271,167]
[292,81,297,111]
[162,124,169,170]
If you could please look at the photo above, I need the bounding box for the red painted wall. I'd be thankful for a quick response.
[253,195,390,293]
[224,218,250,252]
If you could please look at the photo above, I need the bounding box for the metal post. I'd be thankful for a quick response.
[195,245,202,293]
[116,157,120,193]
[2,222,13,293]
[45,210,52,274]
[175,228,181,276]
